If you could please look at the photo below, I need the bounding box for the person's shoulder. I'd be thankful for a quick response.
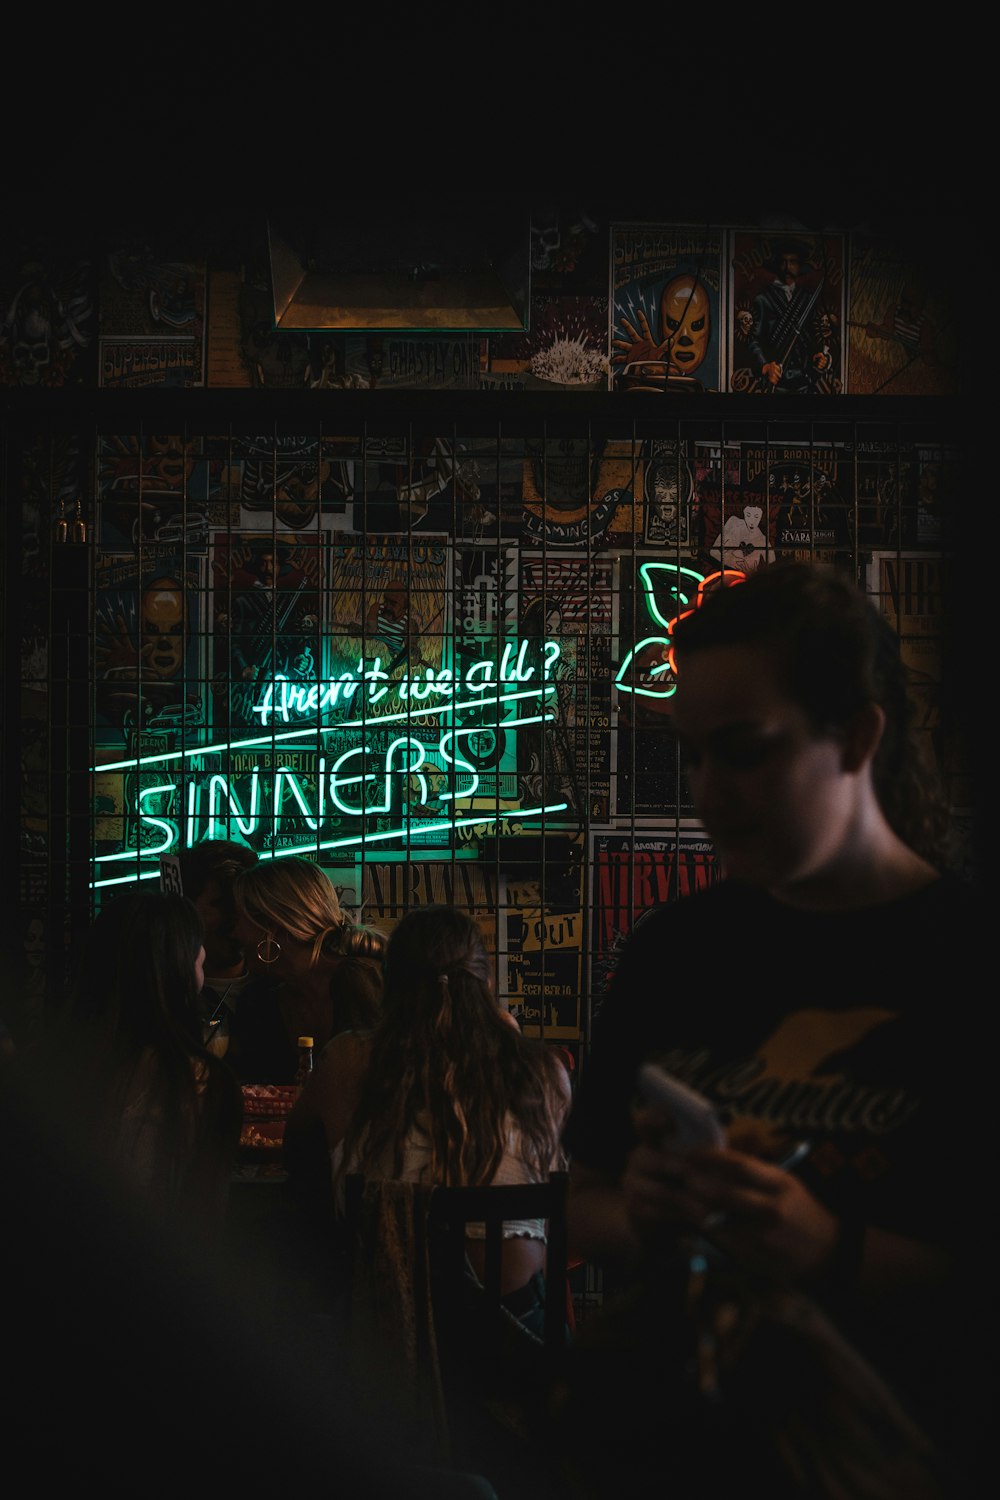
[317,1028,373,1074]
[884,871,983,928]
[624,880,754,942]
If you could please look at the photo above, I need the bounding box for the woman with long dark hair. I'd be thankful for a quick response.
[53,888,241,1230]
[294,905,569,1303]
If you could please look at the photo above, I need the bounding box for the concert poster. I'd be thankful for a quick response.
[694,440,852,569]
[362,857,505,956]
[484,294,609,390]
[360,435,495,537]
[692,441,764,573]
[504,851,586,1043]
[643,438,696,549]
[341,334,480,390]
[97,433,228,554]
[448,546,522,827]
[229,433,356,532]
[98,249,206,388]
[210,531,324,732]
[841,437,917,551]
[519,436,642,549]
[94,552,207,738]
[518,553,614,824]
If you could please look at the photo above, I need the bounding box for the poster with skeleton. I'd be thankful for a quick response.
[0,249,94,387]
[728,229,845,396]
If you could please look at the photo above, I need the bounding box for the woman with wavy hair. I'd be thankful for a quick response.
[229,856,386,1083]
[294,904,570,1307]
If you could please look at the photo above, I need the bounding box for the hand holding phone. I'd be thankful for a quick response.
[635,1062,726,1150]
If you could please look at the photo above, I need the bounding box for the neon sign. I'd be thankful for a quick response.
[614,565,745,702]
[91,638,568,888]
[251,638,562,726]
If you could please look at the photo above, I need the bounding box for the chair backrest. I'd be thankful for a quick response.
[425,1171,570,1361]
[343,1171,570,1482]
[343,1170,570,1360]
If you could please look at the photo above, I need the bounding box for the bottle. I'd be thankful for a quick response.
[295,1035,315,1090]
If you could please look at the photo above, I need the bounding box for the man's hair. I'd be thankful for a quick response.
[176,840,258,901]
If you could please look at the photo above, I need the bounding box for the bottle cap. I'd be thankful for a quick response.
[297,1036,314,1048]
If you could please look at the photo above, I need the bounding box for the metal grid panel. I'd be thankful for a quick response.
[2,393,969,1057]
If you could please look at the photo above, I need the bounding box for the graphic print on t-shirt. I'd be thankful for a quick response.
[656,1006,920,1165]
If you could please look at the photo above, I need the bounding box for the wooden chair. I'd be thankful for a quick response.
[343,1171,570,1359]
[343,1171,571,1491]
[424,1171,570,1364]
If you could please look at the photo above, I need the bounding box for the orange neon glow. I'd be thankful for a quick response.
[666,569,746,674]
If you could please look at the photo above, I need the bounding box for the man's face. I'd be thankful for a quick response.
[194,877,244,972]
[258,551,277,586]
[139,582,185,679]
[675,643,856,893]
[779,253,801,283]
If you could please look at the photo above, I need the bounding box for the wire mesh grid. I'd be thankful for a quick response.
[2,396,970,1055]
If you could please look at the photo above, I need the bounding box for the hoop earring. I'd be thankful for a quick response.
[257,934,281,965]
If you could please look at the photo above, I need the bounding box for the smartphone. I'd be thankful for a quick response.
[635,1062,726,1150]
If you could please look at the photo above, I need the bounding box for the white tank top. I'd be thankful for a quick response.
[332,1110,557,1241]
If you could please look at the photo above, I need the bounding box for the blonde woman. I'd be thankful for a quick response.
[229,857,386,1084]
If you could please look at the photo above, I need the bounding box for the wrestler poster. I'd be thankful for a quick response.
[728,230,845,396]
[610,224,724,394]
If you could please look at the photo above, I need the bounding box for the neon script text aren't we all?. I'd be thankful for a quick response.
[251,639,562,726]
